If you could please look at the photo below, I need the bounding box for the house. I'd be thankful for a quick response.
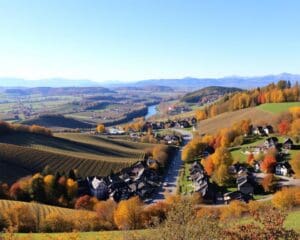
[264,125,274,135]
[236,174,254,196]
[223,191,252,204]
[253,126,266,136]
[275,162,291,176]
[264,137,279,149]
[88,177,109,200]
[253,161,261,173]
[179,120,191,128]
[191,117,197,125]
[283,138,294,150]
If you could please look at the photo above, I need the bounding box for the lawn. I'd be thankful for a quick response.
[178,163,194,195]
[257,102,300,114]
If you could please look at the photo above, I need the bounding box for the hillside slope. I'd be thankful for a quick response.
[197,107,276,135]
[22,114,94,129]
[0,132,153,182]
[181,86,242,103]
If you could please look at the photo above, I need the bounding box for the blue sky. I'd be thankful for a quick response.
[0,0,299,82]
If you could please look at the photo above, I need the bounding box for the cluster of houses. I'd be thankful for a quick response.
[141,118,197,131]
[189,161,257,204]
[77,159,161,202]
[245,136,295,176]
[252,125,274,136]
[129,131,183,145]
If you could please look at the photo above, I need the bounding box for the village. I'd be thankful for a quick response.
[187,124,299,205]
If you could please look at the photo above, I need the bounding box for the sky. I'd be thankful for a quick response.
[0,0,299,82]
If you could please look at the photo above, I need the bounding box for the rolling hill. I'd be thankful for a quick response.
[0,132,154,182]
[197,106,277,135]
[22,114,94,129]
[181,86,242,103]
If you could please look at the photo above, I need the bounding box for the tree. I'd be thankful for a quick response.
[290,153,300,178]
[261,153,276,173]
[212,164,231,187]
[247,153,255,165]
[151,197,222,240]
[94,199,117,226]
[114,196,143,230]
[66,178,78,200]
[195,110,207,121]
[278,120,290,135]
[75,195,94,210]
[96,124,106,133]
[261,174,276,193]
[290,119,300,140]
[152,145,169,166]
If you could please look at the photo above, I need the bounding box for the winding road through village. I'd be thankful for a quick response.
[149,128,300,206]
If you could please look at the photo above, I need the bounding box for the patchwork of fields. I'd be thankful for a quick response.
[0,132,154,182]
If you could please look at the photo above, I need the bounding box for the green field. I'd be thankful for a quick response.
[0,132,154,181]
[257,102,300,114]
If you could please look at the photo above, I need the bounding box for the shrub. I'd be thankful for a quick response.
[272,187,300,210]
[41,212,74,233]
[5,204,37,232]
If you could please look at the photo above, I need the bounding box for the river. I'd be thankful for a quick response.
[145,105,158,119]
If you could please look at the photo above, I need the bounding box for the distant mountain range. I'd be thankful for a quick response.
[0,73,299,90]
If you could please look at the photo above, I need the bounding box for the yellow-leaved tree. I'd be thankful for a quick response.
[114,196,143,230]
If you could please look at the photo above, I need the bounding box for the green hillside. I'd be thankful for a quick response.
[257,102,300,114]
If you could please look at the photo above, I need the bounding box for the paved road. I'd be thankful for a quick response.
[149,129,193,203]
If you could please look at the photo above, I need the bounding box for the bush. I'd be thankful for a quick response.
[5,204,37,232]
[272,187,300,210]
[0,211,9,231]
[41,212,74,233]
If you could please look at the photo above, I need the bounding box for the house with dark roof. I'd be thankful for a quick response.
[283,138,294,150]
[87,177,109,200]
[263,125,274,135]
[275,162,292,176]
[264,137,279,149]
[236,174,254,196]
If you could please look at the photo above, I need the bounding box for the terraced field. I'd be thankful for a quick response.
[0,200,95,220]
[0,132,153,181]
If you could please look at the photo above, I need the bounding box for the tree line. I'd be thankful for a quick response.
[196,80,300,121]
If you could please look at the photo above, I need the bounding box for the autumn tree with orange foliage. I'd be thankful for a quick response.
[247,153,255,165]
[260,152,277,173]
[202,147,233,186]
[261,174,276,193]
[277,119,290,135]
